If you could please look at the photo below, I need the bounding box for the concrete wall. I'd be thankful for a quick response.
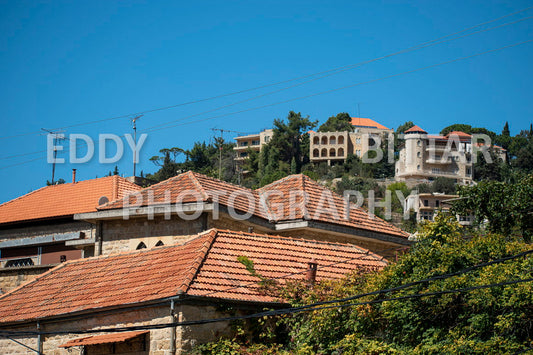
[0,221,94,242]
[0,303,240,355]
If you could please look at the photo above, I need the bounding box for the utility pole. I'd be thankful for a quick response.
[131,115,143,177]
[211,128,245,180]
[42,128,66,184]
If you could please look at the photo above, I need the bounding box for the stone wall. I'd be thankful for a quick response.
[100,214,207,255]
[0,302,241,355]
[0,265,55,294]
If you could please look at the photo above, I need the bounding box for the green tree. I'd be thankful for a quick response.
[318,112,353,132]
[452,174,533,241]
[268,111,317,174]
[502,121,510,136]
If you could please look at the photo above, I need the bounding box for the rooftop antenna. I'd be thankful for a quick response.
[41,128,67,185]
[211,128,245,179]
[131,115,143,177]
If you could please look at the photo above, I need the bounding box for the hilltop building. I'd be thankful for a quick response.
[309,117,393,165]
[233,129,273,160]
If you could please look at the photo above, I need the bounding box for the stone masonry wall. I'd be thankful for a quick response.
[0,265,55,294]
[0,303,240,355]
[101,214,207,255]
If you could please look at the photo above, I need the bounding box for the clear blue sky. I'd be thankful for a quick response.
[0,0,532,203]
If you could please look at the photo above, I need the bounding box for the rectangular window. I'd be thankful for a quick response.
[424,200,429,207]
[251,140,260,145]
[435,200,440,207]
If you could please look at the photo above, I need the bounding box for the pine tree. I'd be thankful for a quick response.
[502,121,510,136]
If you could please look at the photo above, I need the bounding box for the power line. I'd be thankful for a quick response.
[1,277,530,336]
[0,6,531,141]
[0,14,531,162]
[0,248,530,336]
[0,37,531,171]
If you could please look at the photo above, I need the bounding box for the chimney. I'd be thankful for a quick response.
[72,169,77,183]
[306,259,317,284]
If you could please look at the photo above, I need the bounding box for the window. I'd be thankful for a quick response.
[60,255,67,263]
[356,137,361,144]
[417,165,420,170]
[239,141,248,147]
[435,200,440,208]
[329,136,336,145]
[338,148,344,156]
[417,152,421,158]
[424,200,429,207]
[329,148,336,157]
[251,140,260,146]
[313,137,319,144]
[313,149,319,157]
[432,168,441,174]
[136,242,147,250]
[338,136,344,144]
[321,148,327,157]
[155,240,164,247]
[321,136,328,145]
[4,258,34,268]
[240,152,248,157]
[417,140,421,146]
[356,150,361,157]
[264,136,270,143]
[467,167,471,175]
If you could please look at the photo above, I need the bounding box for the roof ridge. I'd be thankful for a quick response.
[187,171,210,201]
[0,185,48,208]
[190,171,257,194]
[180,229,218,294]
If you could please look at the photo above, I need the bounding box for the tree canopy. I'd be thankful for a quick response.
[317,112,353,132]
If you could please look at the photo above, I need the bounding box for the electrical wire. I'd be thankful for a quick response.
[0,248,530,336]
[0,37,531,171]
[0,5,531,141]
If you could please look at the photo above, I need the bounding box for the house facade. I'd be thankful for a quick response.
[309,117,393,164]
[404,192,473,226]
[74,171,410,259]
[0,174,141,293]
[0,229,387,354]
[233,129,273,160]
[395,125,506,185]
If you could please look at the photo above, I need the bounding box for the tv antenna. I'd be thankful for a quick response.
[41,128,67,184]
[131,115,143,177]
[211,128,245,179]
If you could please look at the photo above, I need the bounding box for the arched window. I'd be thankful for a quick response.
[321,148,328,157]
[417,152,421,158]
[155,240,164,247]
[136,242,147,250]
[338,148,344,157]
[329,136,336,145]
[321,136,328,145]
[330,148,336,157]
[313,136,319,144]
[338,136,344,144]
[313,149,319,157]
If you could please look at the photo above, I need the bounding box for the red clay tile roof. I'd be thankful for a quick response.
[0,229,387,324]
[0,175,141,225]
[59,331,148,348]
[351,117,390,130]
[99,171,407,239]
[404,125,427,134]
[258,174,407,238]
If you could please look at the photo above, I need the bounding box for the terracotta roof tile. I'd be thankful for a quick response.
[351,117,390,130]
[59,330,148,348]
[404,125,427,134]
[0,176,141,225]
[100,171,407,239]
[0,229,387,324]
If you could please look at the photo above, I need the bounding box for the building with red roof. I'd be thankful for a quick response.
[75,171,409,260]
[310,117,393,164]
[0,174,141,293]
[0,228,387,354]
